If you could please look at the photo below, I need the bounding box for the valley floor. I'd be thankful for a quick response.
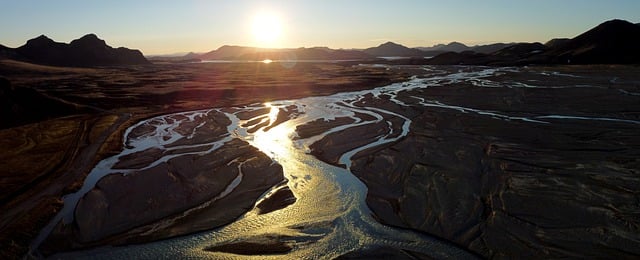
[1,61,639,258]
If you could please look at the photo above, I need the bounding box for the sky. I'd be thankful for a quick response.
[1,0,638,55]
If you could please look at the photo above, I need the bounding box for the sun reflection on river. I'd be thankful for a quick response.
[250,103,295,161]
[38,67,497,259]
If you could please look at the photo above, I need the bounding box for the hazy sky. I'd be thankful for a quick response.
[1,0,638,55]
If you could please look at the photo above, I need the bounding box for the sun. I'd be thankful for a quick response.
[252,13,282,47]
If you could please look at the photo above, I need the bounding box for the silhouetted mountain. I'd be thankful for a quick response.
[423,42,547,66]
[425,19,640,65]
[13,34,149,67]
[0,77,84,129]
[489,42,548,65]
[146,52,197,58]
[234,47,372,61]
[416,42,516,56]
[183,52,200,59]
[492,42,547,57]
[197,45,372,61]
[0,44,19,59]
[417,42,469,52]
[544,19,640,64]
[470,43,516,54]
[146,52,202,63]
[544,38,571,49]
[199,45,258,60]
[424,51,490,65]
[363,42,424,57]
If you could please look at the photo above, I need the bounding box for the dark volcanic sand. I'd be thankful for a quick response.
[1,60,639,258]
[39,110,287,253]
[0,60,407,258]
[304,65,640,258]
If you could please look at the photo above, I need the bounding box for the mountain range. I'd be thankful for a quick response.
[1,19,638,67]
[167,19,639,65]
[157,41,519,62]
[421,19,640,65]
[195,45,372,61]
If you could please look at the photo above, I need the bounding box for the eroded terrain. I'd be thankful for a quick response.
[2,62,640,258]
[0,60,407,258]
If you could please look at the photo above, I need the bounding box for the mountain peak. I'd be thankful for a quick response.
[14,34,149,66]
[24,35,55,46]
[583,19,639,37]
[379,41,404,47]
[600,19,634,26]
[447,41,468,47]
[364,41,423,57]
[78,33,100,41]
[70,33,107,47]
[34,34,53,41]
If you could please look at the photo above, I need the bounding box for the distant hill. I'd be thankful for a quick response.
[10,34,149,67]
[544,38,571,49]
[492,42,547,57]
[417,42,469,53]
[544,19,640,64]
[470,43,516,54]
[195,45,373,61]
[416,42,465,57]
[425,51,490,65]
[425,19,640,65]
[199,45,259,60]
[234,47,373,61]
[416,42,517,55]
[182,41,526,62]
[363,42,425,57]
[0,44,19,60]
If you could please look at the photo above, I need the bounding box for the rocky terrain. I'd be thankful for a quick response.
[39,110,288,254]
[305,65,640,258]
[0,59,408,258]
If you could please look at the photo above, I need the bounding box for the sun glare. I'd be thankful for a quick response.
[252,13,282,47]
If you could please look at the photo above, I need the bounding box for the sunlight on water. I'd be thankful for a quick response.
[40,66,559,259]
[251,103,295,160]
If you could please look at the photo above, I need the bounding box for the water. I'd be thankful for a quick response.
[34,65,640,259]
